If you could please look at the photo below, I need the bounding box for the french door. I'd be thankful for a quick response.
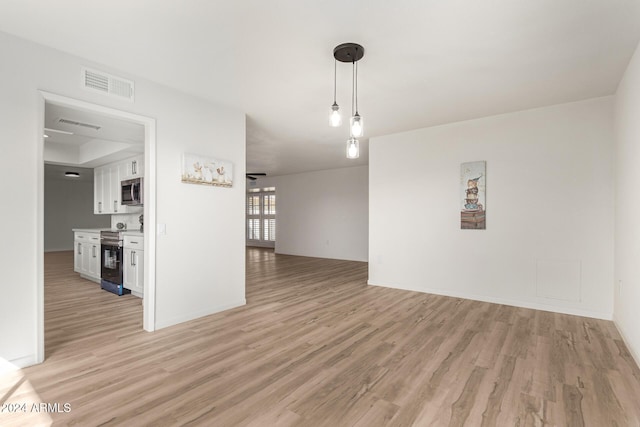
[246,187,276,248]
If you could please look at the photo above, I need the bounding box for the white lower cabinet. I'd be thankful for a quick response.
[73,231,101,283]
[123,235,144,297]
[74,240,82,272]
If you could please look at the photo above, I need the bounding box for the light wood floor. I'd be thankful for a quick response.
[3,248,640,426]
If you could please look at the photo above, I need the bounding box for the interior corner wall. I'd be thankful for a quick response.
[614,41,640,366]
[44,177,110,251]
[0,31,245,367]
[369,97,614,319]
[253,166,368,262]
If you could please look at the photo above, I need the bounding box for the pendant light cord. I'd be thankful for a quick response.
[351,60,356,116]
[355,59,359,115]
[333,59,337,104]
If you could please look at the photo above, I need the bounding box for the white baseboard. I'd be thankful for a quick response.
[613,318,640,371]
[154,299,247,330]
[275,250,367,263]
[367,280,612,320]
[79,274,100,284]
[6,354,38,369]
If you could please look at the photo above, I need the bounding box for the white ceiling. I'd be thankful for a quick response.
[2,0,640,176]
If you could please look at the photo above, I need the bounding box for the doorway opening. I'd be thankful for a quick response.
[37,91,157,363]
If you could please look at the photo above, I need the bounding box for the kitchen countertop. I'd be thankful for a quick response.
[121,230,144,236]
[72,228,144,235]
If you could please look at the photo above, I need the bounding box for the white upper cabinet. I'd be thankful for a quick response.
[110,163,125,214]
[94,163,123,214]
[94,167,105,214]
[124,155,144,179]
[94,155,144,214]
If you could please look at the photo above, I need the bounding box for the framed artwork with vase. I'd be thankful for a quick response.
[460,161,486,229]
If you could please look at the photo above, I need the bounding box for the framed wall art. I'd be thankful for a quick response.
[460,161,486,229]
[181,153,233,187]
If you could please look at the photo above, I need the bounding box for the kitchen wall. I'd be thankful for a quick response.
[111,212,144,232]
[0,31,245,367]
[369,96,614,319]
[44,170,110,251]
[251,165,368,262]
[614,40,640,366]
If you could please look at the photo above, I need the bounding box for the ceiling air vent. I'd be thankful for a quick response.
[81,67,135,102]
[57,118,102,131]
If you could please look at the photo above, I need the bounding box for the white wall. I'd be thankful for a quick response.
[370,97,614,319]
[44,174,110,252]
[252,166,368,262]
[0,31,245,367]
[614,41,640,366]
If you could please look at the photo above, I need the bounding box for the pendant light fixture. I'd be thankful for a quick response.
[331,42,364,159]
[329,59,342,127]
[346,138,359,159]
[349,59,363,138]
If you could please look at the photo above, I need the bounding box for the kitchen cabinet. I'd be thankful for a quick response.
[109,163,127,213]
[73,231,101,283]
[94,167,105,214]
[123,155,144,179]
[94,155,144,214]
[94,164,120,214]
[123,235,144,297]
[73,241,82,272]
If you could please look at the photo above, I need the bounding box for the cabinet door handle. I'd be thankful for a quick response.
[131,250,136,266]
[133,160,137,175]
[98,201,102,213]
[92,245,96,258]
[78,243,82,255]
[114,200,118,212]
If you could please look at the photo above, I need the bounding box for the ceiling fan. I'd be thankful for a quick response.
[246,173,266,181]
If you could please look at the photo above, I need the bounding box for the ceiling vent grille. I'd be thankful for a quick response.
[58,118,102,131]
[81,67,135,102]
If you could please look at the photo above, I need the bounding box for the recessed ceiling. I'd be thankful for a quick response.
[44,102,144,168]
[2,1,640,176]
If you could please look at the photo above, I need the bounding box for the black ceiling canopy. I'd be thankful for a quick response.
[333,43,365,63]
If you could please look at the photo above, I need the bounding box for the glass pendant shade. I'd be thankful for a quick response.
[329,103,342,127]
[350,113,363,138]
[346,138,359,159]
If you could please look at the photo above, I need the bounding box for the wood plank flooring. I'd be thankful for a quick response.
[2,248,640,426]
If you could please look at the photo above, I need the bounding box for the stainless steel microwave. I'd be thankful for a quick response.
[121,177,143,206]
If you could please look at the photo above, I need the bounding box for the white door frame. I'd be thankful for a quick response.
[37,91,157,363]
